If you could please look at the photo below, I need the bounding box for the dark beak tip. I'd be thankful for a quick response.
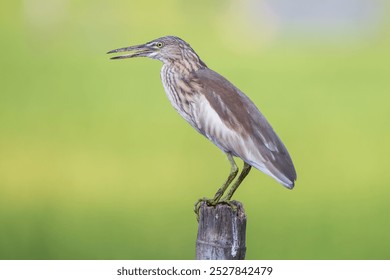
[107,50,117,54]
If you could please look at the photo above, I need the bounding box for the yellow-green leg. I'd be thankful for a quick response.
[221,162,251,202]
[194,153,238,218]
[208,154,239,205]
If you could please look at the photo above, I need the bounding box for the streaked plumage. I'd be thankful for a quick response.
[108,36,296,206]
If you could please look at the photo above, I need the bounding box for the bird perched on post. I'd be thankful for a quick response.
[108,36,296,211]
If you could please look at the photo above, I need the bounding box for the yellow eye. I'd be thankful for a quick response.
[156,42,163,48]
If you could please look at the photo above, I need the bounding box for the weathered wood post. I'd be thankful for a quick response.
[196,201,247,260]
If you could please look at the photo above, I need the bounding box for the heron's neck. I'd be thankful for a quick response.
[163,53,207,76]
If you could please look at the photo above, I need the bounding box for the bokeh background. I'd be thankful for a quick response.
[1,0,390,259]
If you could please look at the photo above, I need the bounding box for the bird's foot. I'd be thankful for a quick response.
[218,199,238,212]
[194,198,212,221]
[194,198,237,221]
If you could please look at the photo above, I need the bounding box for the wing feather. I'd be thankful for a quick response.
[189,68,297,188]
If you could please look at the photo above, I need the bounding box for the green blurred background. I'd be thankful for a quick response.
[1,0,390,259]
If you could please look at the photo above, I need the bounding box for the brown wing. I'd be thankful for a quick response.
[190,68,296,188]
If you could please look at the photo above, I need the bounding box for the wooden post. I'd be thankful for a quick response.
[196,201,247,260]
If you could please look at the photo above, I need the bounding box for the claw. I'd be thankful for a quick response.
[218,199,238,212]
[194,198,238,221]
[194,199,203,221]
[194,198,212,221]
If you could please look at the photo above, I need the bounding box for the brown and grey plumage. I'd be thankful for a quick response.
[107,36,296,207]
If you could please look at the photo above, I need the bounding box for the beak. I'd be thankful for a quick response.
[107,44,154,60]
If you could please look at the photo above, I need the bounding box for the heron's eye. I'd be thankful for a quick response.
[156,42,164,48]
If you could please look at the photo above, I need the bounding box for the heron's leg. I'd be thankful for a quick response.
[221,162,252,202]
[208,153,239,205]
[194,154,238,219]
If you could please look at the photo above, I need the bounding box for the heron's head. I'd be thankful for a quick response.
[108,36,206,68]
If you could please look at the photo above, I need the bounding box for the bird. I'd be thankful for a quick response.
[107,36,296,211]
